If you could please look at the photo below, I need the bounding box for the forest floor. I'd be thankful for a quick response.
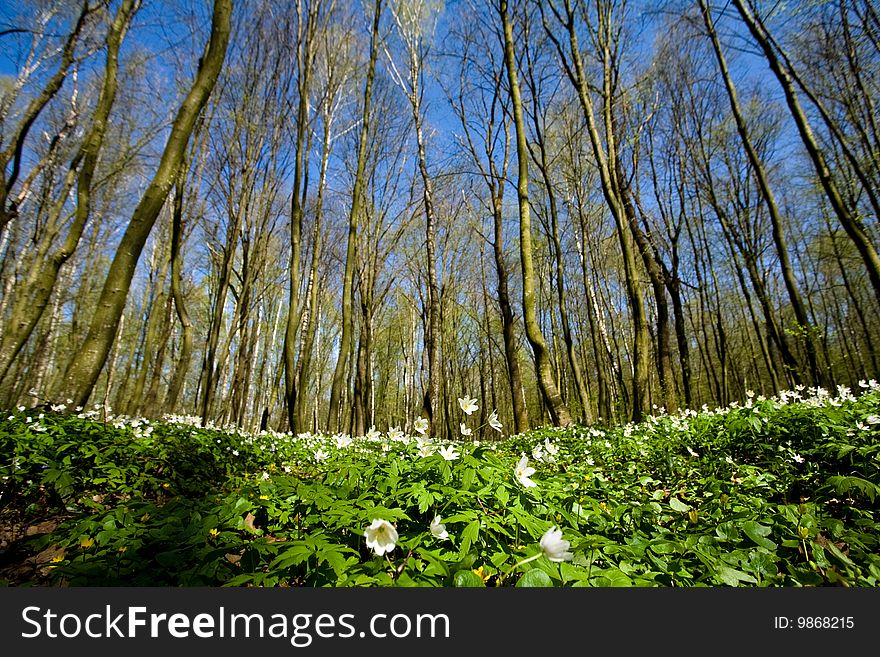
[1,384,879,587]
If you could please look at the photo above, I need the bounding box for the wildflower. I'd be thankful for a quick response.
[866,415,880,425]
[438,445,459,461]
[532,444,544,461]
[488,410,503,432]
[413,417,429,435]
[209,528,220,538]
[261,472,271,481]
[366,427,382,441]
[259,495,269,500]
[473,566,490,582]
[80,537,95,549]
[364,519,398,556]
[314,449,329,461]
[543,437,559,457]
[232,450,239,456]
[430,516,449,541]
[460,423,472,437]
[540,526,573,562]
[388,427,404,441]
[791,454,804,464]
[418,444,435,458]
[514,454,537,488]
[458,396,478,416]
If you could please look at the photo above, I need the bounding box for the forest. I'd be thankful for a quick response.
[0,0,878,588]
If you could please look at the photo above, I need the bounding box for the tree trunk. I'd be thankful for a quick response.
[500,0,572,427]
[0,0,137,389]
[702,0,825,387]
[327,0,383,433]
[57,0,232,407]
[732,0,880,309]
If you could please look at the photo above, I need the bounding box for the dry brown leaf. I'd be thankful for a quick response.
[26,520,60,536]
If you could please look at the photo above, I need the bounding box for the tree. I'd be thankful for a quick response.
[499,0,572,426]
[327,0,383,434]
[57,0,232,406]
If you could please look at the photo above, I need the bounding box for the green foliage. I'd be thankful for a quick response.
[1,386,878,587]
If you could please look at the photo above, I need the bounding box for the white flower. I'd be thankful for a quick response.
[413,417,429,435]
[866,415,880,425]
[515,454,537,488]
[261,472,270,481]
[387,426,404,441]
[336,435,353,449]
[460,423,472,437]
[430,516,449,541]
[366,427,382,441]
[488,410,502,432]
[543,437,559,456]
[314,449,329,461]
[418,444,435,458]
[364,519,398,556]
[532,444,544,461]
[438,445,459,461]
[540,526,573,562]
[458,396,478,415]
[792,453,804,464]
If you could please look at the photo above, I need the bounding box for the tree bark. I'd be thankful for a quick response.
[500,0,572,427]
[57,0,232,407]
[327,0,383,433]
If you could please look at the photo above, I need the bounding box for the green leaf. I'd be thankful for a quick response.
[715,566,757,586]
[453,570,485,587]
[517,569,553,587]
[592,568,633,587]
[459,520,480,554]
[826,475,879,503]
[669,497,691,513]
[461,468,476,491]
[741,521,776,550]
[823,541,855,568]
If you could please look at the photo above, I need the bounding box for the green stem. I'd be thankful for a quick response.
[499,552,543,585]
